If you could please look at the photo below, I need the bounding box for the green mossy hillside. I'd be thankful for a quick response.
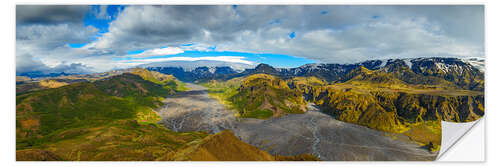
[163,130,320,161]
[130,68,189,92]
[204,74,308,119]
[201,77,243,109]
[287,76,326,101]
[16,71,180,150]
[291,67,482,152]
[16,70,314,161]
[17,120,208,161]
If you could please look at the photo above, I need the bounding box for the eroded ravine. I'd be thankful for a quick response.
[157,83,437,160]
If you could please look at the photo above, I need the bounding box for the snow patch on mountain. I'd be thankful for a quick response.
[208,66,216,73]
[462,57,485,72]
[370,59,389,69]
[403,59,413,68]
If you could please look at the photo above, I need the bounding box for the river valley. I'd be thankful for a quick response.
[157,83,437,161]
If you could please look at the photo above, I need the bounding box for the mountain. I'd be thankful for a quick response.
[288,65,484,124]
[202,74,307,119]
[16,69,183,156]
[147,66,246,82]
[148,57,484,92]
[164,130,276,161]
[242,63,281,76]
[462,57,485,72]
[17,119,209,161]
[231,74,307,119]
[164,130,318,161]
[16,71,177,144]
[165,130,318,161]
[140,60,255,72]
[200,59,484,152]
[279,63,363,81]
[16,71,77,78]
[312,84,483,132]
[153,57,484,124]
[16,69,312,161]
[16,79,73,95]
[129,68,189,92]
[287,76,326,101]
[18,126,318,161]
[283,65,483,151]
[142,60,255,82]
[280,58,484,90]
[409,58,484,90]
[198,58,484,123]
[342,66,407,86]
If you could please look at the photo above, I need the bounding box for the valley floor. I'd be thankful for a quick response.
[157,83,437,161]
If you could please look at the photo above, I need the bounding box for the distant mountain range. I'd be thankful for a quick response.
[147,57,484,91]
[199,57,484,153]
[17,57,485,85]
[140,60,255,72]
[15,57,485,160]
[15,68,318,161]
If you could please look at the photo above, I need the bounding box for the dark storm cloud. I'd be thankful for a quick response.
[16,5,99,74]
[16,5,89,25]
[16,5,96,49]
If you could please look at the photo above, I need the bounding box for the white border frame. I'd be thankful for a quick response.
[3,0,497,166]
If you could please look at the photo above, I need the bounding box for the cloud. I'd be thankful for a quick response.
[16,5,485,74]
[17,23,98,50]
[16,5,102,74]
[213,17,484,63]
[128,56,254,65]
[16,53,50,73]
[88,5,484,63]
[16,5,89,25]
[50,62,93,74]
[16,53,93,74]
[88,5,241,53]
[132,47,184,58]
[93,5,111,20]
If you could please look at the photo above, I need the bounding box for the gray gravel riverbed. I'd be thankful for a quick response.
[157,83,437,161]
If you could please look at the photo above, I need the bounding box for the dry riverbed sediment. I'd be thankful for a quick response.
[157,83,437,161]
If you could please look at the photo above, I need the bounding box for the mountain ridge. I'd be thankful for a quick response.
[146,57,484,91]
[16,69,317,161]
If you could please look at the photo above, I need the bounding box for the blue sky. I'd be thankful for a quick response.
[68,5,124,48]
[84,5,124,33]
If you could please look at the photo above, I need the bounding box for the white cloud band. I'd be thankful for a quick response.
[127,56,254,65]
